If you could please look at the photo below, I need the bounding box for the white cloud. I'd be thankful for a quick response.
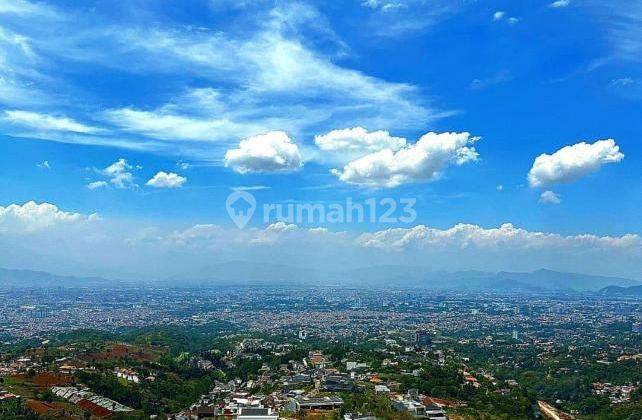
[129,221,640,255]
[110,19,433,117]
[101,89,322,155]
[539,190,561,204]
[146,171,186,189]
[493,11,518,24]
[87,181,108,190]
[360,0,468,37]
[357,223,641,251]
[0,76,46,107]
[331,131,479,188]
[0,2,447,160]
[232,185,270,191]
[3,110,99,133]
[0,201,96,233]
[132,221,346,249]
[250,222,347,245]
[36,160,50,169]
[549,0,570,8]
[132,224,223,248]
[587,2,642,63]
[102,108,249,143]
[2,211,640,278]
[470,70,511,90]
[528,139,624,188]
[104,158,135,188]
[0,24,60,109]
[95,158,138,189]
[496,184,504,191]
[314,127,406,163]
[0,26,34,58]
[250,221,300,245]
[362,0,402,11]
[225,131,303,174]
[611,77,636,87]
[0,0,59,17]
[60,8,437,140]
[168,224,227,247]
[125,224,220,248]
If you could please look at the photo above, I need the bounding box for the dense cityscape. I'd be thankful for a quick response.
[0,285,640,419]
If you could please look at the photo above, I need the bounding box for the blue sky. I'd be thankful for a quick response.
[0,0,641,280]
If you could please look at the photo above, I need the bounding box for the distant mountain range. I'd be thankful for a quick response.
[0,267,111,288]
[340,267,640,292]
[1,265,639,292]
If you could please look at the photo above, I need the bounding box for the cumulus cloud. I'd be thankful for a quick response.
[225,131,303,174]
[249,222,347,245]
[2,110,100,133]
[129,221,346,249]
[102,158,137,189]
[331,131,479,188]
[314,126,406,163]
[0,201,96,233]
[2,211,640,278]
[493,11,505,21]
[87,159,139,190]
[146,171,186,188]
[357,223,641,251]
[128,221,640,256]
[539,190,561,204]
[250,221,300,245]
[168,224,227,247]
[528,139,624,188]
[129,223,237,249]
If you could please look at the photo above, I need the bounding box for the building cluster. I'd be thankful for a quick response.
[592,381,639,404]
[166,337,456,419]
[51,386,134,416]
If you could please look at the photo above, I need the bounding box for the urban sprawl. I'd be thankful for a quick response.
[0,286,640,419]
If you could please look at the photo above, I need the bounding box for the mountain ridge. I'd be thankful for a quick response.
[1,265,639,291]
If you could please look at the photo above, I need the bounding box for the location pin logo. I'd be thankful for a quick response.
[226,190,256,229]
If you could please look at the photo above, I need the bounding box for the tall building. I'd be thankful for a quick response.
[414,330,431,347]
